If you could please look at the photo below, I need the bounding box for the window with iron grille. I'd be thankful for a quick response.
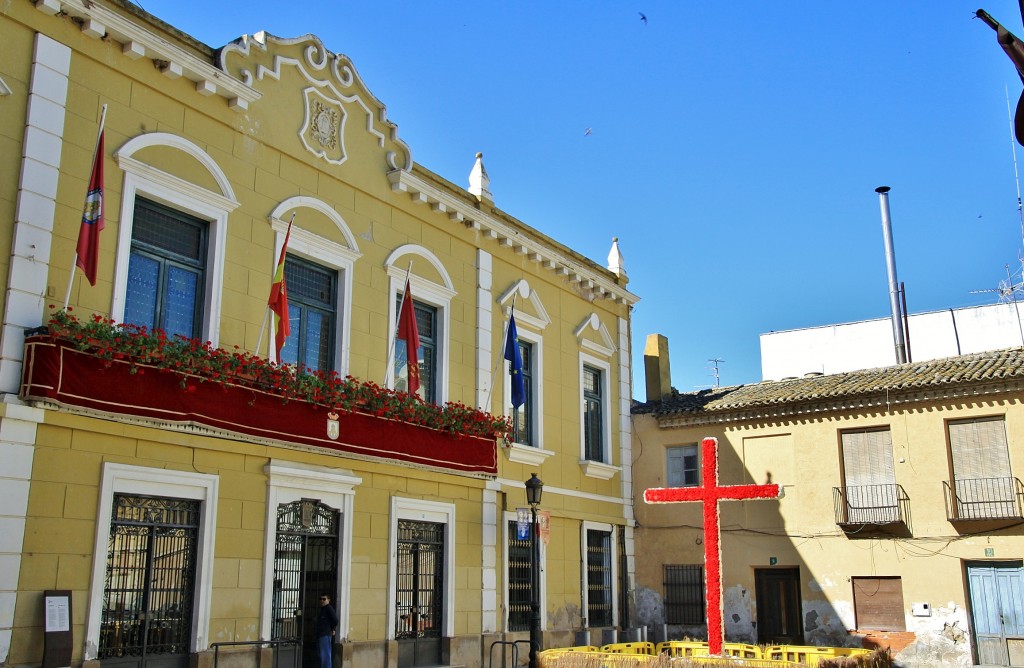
[98,494,200,658]
[583,365,604,462]
[124,197,207,340]
[586,529,613,627]
[507,519,531,631]
[511,341,534,446]
[279,255,337,373]
[664,565,705,624]
[667,445,699,487]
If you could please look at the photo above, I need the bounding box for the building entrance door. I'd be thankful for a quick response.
[967,561,1024,666]
[271,500,339,668]
[754,568,803,645]
[395,520,445,668]
[98,495,200,668]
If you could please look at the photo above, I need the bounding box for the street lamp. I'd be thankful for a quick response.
[525,473,543,668]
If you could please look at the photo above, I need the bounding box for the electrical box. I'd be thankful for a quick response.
[912,602,931,617]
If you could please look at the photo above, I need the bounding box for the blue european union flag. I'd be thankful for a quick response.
[504,314,525,409]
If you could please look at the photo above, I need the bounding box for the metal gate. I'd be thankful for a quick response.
[271,500,339,668]
[967,561,1024,666]
[98,494,200,668]
[395,520,445,667]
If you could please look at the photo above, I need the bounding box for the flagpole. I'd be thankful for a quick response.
[64,103,107,310]
[257,213,295,359]
[384,261,414,387]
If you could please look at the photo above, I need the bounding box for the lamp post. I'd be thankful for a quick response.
[525,473,543,668]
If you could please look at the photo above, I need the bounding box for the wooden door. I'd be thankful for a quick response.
[755,568,803,645]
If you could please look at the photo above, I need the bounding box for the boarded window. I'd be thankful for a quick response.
[852,576,906,631]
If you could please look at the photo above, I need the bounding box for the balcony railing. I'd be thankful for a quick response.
[943,477,1024,521]
[833,483,909,527]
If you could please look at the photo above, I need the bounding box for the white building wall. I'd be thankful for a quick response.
[761,302,1024,380]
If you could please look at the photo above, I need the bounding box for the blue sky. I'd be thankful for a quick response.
[146,0,1024,394]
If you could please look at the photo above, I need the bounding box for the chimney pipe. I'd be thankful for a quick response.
[876,186,907,364]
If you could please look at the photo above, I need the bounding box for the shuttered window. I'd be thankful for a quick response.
[949,418,1011,480]
[949,417,1015,518]
[852,577,906,631]
[841,429,897,522]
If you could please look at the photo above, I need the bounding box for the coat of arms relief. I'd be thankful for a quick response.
[300,88,347,164]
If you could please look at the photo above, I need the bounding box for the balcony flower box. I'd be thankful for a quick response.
[21,312,502,476]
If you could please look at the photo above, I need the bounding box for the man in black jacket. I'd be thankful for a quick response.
[316,593,339,668]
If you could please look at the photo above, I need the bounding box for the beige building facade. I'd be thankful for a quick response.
[633,335,1024,667]
[0,2,639,668]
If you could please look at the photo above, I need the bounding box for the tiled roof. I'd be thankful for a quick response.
[633,347,1024,420]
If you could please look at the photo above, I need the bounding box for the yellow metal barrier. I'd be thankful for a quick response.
[721,643,762,659]
[764,645,871,665]
[600,642,657,655]
[654,641,710,657]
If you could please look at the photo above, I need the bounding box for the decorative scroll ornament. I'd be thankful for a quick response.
[300,87,347,164]
[327,411,340,440]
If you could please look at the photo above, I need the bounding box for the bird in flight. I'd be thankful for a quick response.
[639,12,647,25]
[584,127,593,137]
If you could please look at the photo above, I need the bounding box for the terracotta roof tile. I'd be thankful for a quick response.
[632,347,1024,418]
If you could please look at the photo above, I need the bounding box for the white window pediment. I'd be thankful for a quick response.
[574,313,616,358]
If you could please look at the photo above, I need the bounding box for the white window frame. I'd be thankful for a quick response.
[113,133,239,346]
[580,521,618,629]
[579,353,616,479]
[261,461,361,641]
[505,327,543,446]
[387,497,456,639]
[383,246,456,404]
[502,509,547,632]
[268,197,361,374]
[84,463,219,658]
[667,444,700,488]
[499,281,553,466]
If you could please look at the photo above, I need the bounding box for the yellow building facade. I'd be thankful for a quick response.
[0,2,639,667]
[633,335,1024,667]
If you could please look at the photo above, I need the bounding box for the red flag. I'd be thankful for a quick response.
[268,219,292,359]
[76,129,104,285]
[397,279,420,395]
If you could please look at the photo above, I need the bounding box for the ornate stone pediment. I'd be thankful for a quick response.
[219,31,412,172]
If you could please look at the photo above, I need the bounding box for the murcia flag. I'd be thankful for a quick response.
[397,279,420,395]
[76,128,104,286]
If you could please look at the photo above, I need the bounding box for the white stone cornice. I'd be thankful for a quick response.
[34,0,260,110]
[387,169,639,306]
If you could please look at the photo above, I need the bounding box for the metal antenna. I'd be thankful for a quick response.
[1007,85,1024,252]
[707,358,725,388]
[973,88,1024,303]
